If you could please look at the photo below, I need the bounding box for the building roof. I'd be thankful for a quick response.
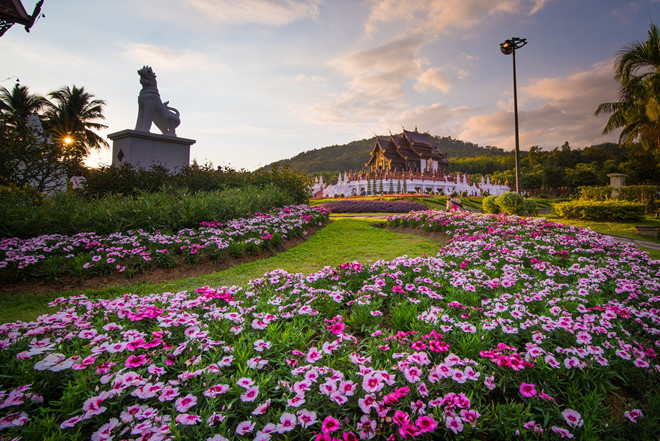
[0,0,43,36]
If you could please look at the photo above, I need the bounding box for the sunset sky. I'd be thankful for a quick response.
[2,0,658,170]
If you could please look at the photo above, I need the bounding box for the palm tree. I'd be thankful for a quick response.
[0,83,48,123]
[44,85,109,154]
[596,24,660,152]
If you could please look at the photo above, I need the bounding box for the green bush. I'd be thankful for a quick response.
[495,192,526,215]
[618,185,658,213]
[553,200,646,221]
[482,195,500,214]
[579,186,613,201]
[83,163,310,205]
[0,184,298,238]
[523,199,538,216]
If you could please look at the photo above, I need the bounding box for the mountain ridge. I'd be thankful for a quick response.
[262,134,507,174]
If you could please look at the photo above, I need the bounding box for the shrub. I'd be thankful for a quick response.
[481,195,500,214]
[83,163,310,205]
[618,185,658,213]
[495,192,526,215]
[0,184,298,238]
[523,199,538,216]
[578,186,613,201]
[553,200,646,221]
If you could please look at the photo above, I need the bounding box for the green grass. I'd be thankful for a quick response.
[543,215,660,242]
[0,219,441,324]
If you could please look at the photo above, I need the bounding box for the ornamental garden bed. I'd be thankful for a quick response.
[0,205,329,296]
[316,199,428,213]
[0,210,657,440]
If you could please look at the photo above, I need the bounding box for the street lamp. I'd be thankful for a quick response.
[500,37,527,194]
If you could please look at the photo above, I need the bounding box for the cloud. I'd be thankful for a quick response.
[529,0,552,15]
[415,67,451,93]
[302,37,425,124]
[123,44,228,73]
[293,74,327,84]
[364,0,550,37]
[457,60,621,149]
[390,102,472,134]
[142,0,322,26]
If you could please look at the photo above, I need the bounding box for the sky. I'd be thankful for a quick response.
[2,0,659,170]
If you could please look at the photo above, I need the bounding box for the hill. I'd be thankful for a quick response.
[263,135,505,174]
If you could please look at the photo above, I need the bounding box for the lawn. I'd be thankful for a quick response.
[0,208,658,440]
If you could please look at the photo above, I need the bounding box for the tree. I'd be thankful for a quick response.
[44,85,108,161]
[0,113,70,193]
[0,83,48,123]
[596,23,660,153]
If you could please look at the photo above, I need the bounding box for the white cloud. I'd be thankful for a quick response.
[457,60,620,149]
[293,74,326,84]
[529,0,552,15]
[123,44,228,73]
[415,67,451,93]
[364,0,549,37]
[302,37,425,124]
[141,0,322,26]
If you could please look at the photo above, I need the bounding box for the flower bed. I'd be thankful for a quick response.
[0,211,658,440]
[316,199,428,213]
[0,205,328,281]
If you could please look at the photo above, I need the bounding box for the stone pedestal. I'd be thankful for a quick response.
[108,129,196,172]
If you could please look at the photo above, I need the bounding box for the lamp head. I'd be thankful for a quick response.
[500,37,527,55]
[500,41,513,55]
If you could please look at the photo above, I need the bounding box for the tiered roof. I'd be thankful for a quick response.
[366,128,450,169]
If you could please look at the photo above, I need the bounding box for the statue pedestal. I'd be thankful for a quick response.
[108,129,196,172]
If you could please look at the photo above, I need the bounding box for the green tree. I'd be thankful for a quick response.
[0,113,70,193]
[595,23,660,153]
[44,85,108,161]
[0,83,48,124]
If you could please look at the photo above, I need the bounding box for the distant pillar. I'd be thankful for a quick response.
[607,173,627,199]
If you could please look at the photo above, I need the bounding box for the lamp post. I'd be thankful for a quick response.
[500,37,527,194]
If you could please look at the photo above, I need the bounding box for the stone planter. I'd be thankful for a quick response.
[634,225,660,238]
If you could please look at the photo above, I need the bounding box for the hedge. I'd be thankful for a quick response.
[0,184,297,238]
[553,200,646,221]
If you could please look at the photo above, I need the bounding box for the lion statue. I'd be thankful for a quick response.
[135,66,181,136]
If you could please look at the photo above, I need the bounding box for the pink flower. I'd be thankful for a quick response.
[297,409,317,428]
[415,415,437,433]
[321,416,340,434]
[0,412,29,430]
[519,382,537,398]
[236,420,256,435]
[624,408,644,423]
[237,377,255,388]
[403,366,422,383]
[445,416,463,434]
[125,354,148,368]
[252,399,271,415]
[82,393,109,418]
[306,347,322,363]
[175,413,201,425]
[60,416,83,429]
[240,386,259,402]
[159,385,179,401]
[175,394,197,413]
[277,412,296,433]
[561,409,583,428]
[204,384,229,398]
[551,426,574,438]
[357,415,376,439]
[362,372,385,393]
